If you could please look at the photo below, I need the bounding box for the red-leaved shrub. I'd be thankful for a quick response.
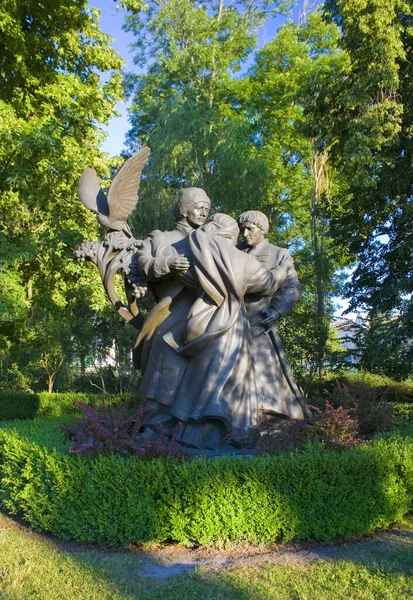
[312,381,395,437]
[59,400,187,459]
[255,401,363,456]
[309,402,363,449]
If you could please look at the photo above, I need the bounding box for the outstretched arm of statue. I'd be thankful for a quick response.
[136,237,179,281]
[245,256,289,297]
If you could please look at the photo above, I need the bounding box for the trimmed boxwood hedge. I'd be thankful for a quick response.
[309,372,413,403]
[393,403,413,420]
[0,392,143,421]
[0,426,412,547]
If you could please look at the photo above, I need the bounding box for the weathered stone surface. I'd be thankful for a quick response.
[75,153,308,451]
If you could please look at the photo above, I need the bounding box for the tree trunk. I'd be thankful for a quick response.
[311,150,330,378]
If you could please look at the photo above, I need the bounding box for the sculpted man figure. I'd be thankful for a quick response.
[237,210,306,420]
[134,187,211,435]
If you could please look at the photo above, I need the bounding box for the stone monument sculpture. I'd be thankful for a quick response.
[74,148,308,450]
[237,211,309,420]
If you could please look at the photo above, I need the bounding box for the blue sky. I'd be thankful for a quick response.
[89,0,134,154]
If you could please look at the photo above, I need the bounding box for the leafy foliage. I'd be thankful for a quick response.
[0,391,137,420]
[0,0,124,391]
[356,314,413,381]
[61,400,187,459]
[393,403,413,421]
[2,0,411,395]
[124,0,292,236]
[317,1,413,323]
[0,423,412,546]
[255,401,362,455]
[122,2,356,375]
[309,372,413,404]
[310,379,398,438]
[244,12,354,377]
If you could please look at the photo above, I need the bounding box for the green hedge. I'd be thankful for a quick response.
[0,427,412,547]
[394,403,413,420]
[0,392,144,421]
[309,372,413,403]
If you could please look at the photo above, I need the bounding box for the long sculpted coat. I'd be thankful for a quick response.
[134,221,197,416]
[135,225,304,449]
[238,239,305,420]
[167,229,289,449]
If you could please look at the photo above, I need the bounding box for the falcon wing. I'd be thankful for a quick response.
[107,147,150,222]
[78,167,109,217]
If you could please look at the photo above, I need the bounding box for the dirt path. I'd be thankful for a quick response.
[130,527,413,579]
[1,510,412,580]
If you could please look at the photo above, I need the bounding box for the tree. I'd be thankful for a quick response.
[122,1,356,377]
[245,12,353,376]
[0,0,124,390]
[317,0,413,321]
[123,0,292,236]
[351,313,413,381]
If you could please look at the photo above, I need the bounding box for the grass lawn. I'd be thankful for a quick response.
[0,416,75,453]
[1,510,412,600]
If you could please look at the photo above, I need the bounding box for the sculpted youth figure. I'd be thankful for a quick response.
[237,210,306,420]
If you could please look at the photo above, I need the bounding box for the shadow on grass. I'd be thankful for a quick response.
[1,508,412,600]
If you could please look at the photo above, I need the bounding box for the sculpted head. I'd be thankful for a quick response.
[204,213,239,245]
[178,187,211,229]
[238,210,269,247]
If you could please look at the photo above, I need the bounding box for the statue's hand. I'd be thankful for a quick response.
[166,255,191,272]
[261,307,280,330]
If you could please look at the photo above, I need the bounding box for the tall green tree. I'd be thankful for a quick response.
[123,1,358,378]
[0,0,124,390]
[246,13,352,376]
[357,313,413,381]
[123,0,292,235]
[317,0,413,321]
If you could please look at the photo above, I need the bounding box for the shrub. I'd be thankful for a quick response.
[393,403,413,421]
[0,416,73,453]
[309,372,413,404]
[309,403,362,449]
[0,393,40,420]
[37,392,126,417]
[60,401,187,459]
[310,381,396,437]
[0,426,411,547]
[0,391,145,421]
[255,402,362,456]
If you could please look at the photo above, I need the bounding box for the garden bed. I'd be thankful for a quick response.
[0,417,412,548]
